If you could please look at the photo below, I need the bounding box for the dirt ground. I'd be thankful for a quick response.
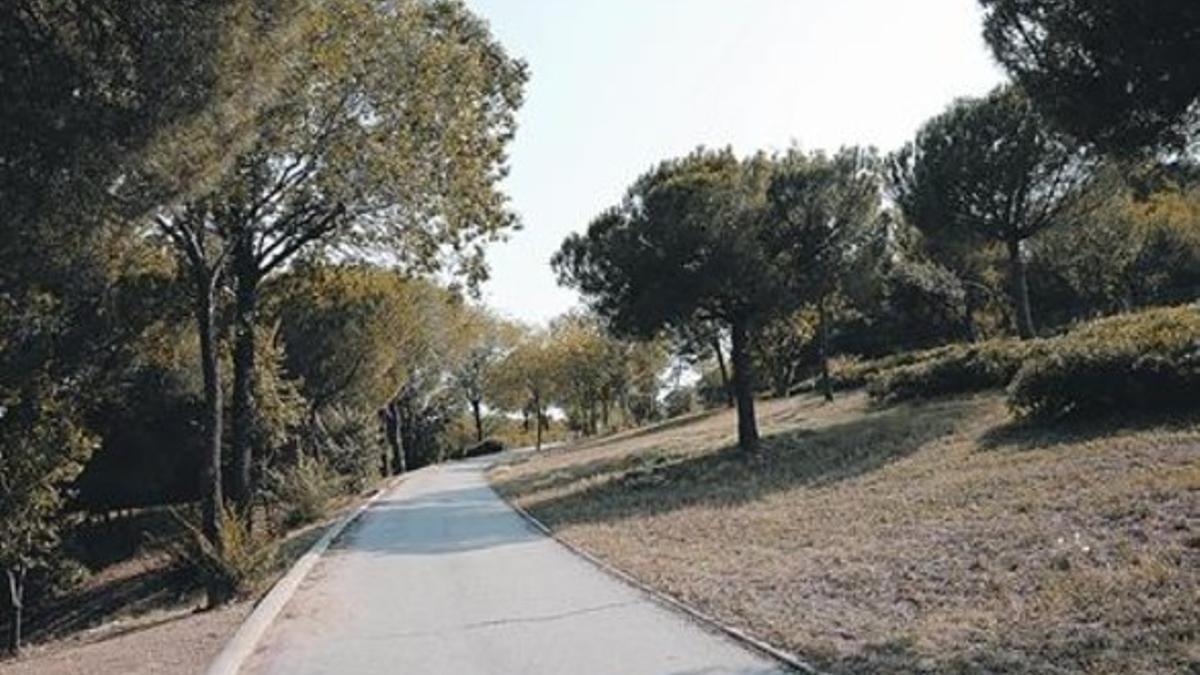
[0,490,364,675]
[491,392,1200,674]
[0,601,251,675]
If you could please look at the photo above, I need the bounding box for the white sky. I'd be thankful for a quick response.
[466,0,1007,324]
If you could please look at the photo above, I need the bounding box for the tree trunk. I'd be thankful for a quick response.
[711,335,734,408]
[230,239,259,514]
[192,274,226,607]
[817,296,834,403]
[386,401,406,474]
[471,398,484,443]
[1008,238,1036,339]
[378,409,393,476]
[729,317,760,453]
[6,567,24,656]
[533,391,543,451]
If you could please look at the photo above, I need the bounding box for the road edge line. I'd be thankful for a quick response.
[203,474,404,675]
[498,492,826,675]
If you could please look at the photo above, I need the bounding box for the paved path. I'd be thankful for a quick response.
[242,455,788,675]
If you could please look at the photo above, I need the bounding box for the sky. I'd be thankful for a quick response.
[466,0,1007,325]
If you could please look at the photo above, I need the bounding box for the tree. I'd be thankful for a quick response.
[452,309,519,443]
[980,0,1200,157]
[754,310,818,398]
[554,148,785,453]
[0,390,93,655]
[764,147,881,400]
[493,331,560,451]
[890,86,1099,339]
[208,0,526,509]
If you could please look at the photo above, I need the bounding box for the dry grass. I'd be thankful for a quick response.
[490,392,1200,674]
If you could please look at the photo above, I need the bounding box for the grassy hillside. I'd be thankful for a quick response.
[490,392,1200,674]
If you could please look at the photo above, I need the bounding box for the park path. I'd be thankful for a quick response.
[241,453,788,675]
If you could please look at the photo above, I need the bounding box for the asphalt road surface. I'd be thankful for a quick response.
[242,454,789,675]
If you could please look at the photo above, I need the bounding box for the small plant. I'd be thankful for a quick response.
[263,455,340,530]
[168,506,277,602]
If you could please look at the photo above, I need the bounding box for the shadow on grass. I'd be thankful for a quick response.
[978,408,1200,453]
[1,563,193,648]
[565,408,727,453]
[502,396,987,529]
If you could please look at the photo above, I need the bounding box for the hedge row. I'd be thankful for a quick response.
[1009,306,1200,418]
[858,305,1200,420]
[865,339,1046,403]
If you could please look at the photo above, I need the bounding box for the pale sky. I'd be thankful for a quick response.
[467,0,1007,324]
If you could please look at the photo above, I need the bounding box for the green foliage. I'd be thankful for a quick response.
[308,406,384,494]
[663,388,695,419]
[1009,306,1200,419]
[0,390,95,616]
[867,339,1045,402]
[764,146,882,303]
[554,148,782,338]
[1031,181,1200,322]
[890,85,1099,338]
[168,505,278,599]
[263,456,340,530]
[980,0,1200,157]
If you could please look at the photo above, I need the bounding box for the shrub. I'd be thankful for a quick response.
[263,455,340,529]
[1009,306,1200,419]
[462,438,505,458]
[310,406,382,493]
[867,339,1045,402]
[168,506,277,599]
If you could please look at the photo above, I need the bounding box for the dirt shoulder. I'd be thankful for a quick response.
[0,601,251,675]
[0,487,373,675]
[490,392,1200,675]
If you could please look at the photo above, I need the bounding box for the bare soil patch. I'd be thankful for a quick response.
[491,393,1200,674]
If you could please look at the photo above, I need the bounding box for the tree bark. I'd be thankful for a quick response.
[1007,238,1036,339]
[385,401,406,474]
[711,335,734,408]
[377,409,393,476]
[230,237,259,514]
[817,296,834,403]
[6,567,24,656]
[471,398,484,443]
[729,317,760,453]
[533,390,543,451]
[192,272,226,607]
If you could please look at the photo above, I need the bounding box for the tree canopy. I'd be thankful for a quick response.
[980,0,1200,157]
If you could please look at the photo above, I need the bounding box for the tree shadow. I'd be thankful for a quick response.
[509,397,986,529]
[1,562,194,648]
[978,408,1200,453]
[326,483,542,557]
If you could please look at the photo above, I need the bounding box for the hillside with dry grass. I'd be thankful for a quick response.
[490,392,1200,674]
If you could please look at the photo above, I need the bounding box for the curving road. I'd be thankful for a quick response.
[241,454,788,675]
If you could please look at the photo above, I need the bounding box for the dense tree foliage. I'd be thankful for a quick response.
[554,149,785,452]
[890,86,1100,339]
[980,0,1200,157]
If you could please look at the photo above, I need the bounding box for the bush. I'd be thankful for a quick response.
[1009,306,1200,419]
[663,387,695,418]
[168,506,277,599]
[263,455,339,529]
[867,339,1045,402]
[310,406,382,493]
[462,438,505,458]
